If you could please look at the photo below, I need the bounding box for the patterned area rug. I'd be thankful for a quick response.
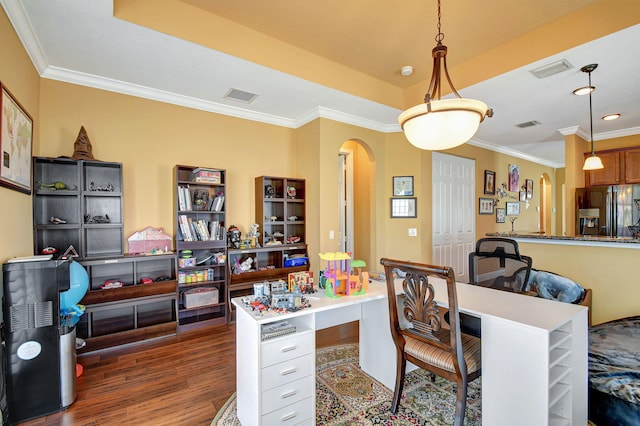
[212,344,481,425]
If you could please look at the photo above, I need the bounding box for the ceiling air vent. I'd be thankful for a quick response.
[515,120,541,129]
[529,59,573,79]
[224,88,259,104]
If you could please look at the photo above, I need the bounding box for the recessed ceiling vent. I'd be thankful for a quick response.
[515,120,541,129]
[529,59,573,79]
[224,88,259,104]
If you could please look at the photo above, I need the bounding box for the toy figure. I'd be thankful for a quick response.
[319,252,368,297]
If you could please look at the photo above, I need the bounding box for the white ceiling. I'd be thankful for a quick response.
[3,0,640,168]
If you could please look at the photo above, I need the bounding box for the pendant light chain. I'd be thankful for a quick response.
[435,0,444,44]
[588,71,595,155]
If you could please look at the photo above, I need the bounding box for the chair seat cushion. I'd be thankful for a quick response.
[404,332,481,375]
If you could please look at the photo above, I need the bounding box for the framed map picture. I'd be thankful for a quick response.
[393,176,414,196]
[390,197,417,218]
[0,83,33,194]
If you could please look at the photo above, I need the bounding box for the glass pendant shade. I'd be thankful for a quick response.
[399,98,489,150]
[583,154,604,170]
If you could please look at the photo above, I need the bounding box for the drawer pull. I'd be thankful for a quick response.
[281,367,297,376]
[281,345,297,353]
[281,412,297,421]
[281,390,297,399]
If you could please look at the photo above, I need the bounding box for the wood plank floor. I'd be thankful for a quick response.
[17,322,358,426]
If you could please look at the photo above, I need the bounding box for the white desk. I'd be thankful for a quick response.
[232,279,587,425]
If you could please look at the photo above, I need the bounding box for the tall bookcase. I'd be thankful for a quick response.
[32,157,124,258]
[174,165,228,330]
[255,176,306,246]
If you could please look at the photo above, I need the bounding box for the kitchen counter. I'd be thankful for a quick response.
[486,232,640,248]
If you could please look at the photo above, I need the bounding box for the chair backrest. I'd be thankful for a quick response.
[469,237,533,292]
[380,258,467,378]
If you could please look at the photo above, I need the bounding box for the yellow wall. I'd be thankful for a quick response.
[0,7,40,262]
[38,79,298,250]
[519,241,638,325]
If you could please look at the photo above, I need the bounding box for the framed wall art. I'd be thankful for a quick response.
[506,201,520,216]
[520,191,527,202]
[508,164,520,192]
[479,197,494,215]
[393,176,414,196]
[483,170,495,195]
[0,82,33,195]
[526,179,533,199]
[496,207,506,223]
[390,197,416,218]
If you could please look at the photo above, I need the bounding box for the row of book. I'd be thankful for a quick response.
[177,185,225,212]
[178,216,225,241]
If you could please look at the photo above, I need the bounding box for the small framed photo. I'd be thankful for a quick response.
[479,197,494,215]
[0,82,33,195]
[496,208,506,223]
[483,170,495,195]
[526,179,533,199]
[519,191,527,202]
[390,197,417,218]
[506,202,520,216]
[393,176,414,196]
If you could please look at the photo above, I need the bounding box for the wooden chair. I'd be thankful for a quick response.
[380,258,482,426]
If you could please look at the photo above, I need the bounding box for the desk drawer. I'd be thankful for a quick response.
[261,353,313,390]
[261,374,313,413]
[261,330,313,367]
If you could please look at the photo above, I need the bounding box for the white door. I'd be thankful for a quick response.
[432,152,475,283]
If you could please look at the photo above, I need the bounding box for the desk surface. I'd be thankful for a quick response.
[232,277,586,332]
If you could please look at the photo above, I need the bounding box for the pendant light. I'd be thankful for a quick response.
[398,0,493,150]
[577,64,604,170]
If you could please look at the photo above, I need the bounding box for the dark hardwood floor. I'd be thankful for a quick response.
[17,322,358,426]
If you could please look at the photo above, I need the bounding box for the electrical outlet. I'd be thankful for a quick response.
[408,228,417,237]
[329,230,335,240]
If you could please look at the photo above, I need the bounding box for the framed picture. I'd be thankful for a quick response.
[390,197,417,218]
[0,83,33,195]
[508,164,520,192]
[519,191,527,202]
[526,179,533,199]
[393,176,414,196]
[496,207,506,223]
[506,201,520,216]
[483,170,495,195]
[479,197,494,215]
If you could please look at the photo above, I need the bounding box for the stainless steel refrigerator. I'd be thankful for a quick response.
[576,185,640,237]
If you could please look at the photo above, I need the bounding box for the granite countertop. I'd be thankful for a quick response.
[486,232,640,244]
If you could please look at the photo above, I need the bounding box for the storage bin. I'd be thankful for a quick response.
[284,257,308,267]
[183,287,219,308]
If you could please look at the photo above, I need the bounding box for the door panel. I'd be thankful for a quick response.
[432,153,475,283]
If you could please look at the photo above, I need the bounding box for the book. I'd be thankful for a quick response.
[261,320,297,341]
[211,193,225,212]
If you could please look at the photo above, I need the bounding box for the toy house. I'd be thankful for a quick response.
[318,252,369,297]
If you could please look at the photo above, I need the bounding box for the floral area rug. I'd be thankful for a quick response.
[212,343,481,425]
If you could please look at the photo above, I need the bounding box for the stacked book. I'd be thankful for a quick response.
[192,168,221,184]
[177,185,192,211]
[261,320,297,341]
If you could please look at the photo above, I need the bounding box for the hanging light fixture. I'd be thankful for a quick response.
[398,0,493,150]
[576,64,604,171]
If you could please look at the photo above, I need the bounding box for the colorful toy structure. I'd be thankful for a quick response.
[319,252,369,297]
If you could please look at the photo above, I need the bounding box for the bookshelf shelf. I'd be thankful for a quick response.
[32,157,124,258]
[174,165,228,330]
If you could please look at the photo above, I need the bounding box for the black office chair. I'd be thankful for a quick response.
[446,237,534,338]
[380,258,481,426]
[469,237,533,293]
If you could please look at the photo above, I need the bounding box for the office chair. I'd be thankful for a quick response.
[380,258,481,426]
[469,237,533,293]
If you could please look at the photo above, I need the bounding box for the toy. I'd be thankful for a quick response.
[288,271,314,293]
[319,252,369,297]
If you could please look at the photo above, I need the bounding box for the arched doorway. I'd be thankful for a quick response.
[339,139,375,268]
[539,173,552,234]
